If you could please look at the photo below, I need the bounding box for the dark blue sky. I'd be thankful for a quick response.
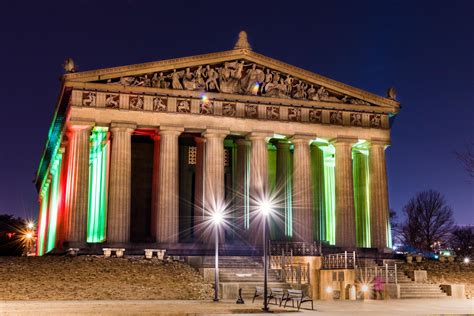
[0,1,472,224]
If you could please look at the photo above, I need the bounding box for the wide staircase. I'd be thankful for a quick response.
[358,258,448,299]
[396,269,447,299]
[202,256,290,298]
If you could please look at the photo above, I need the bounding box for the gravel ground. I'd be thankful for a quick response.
[0,256,214,300]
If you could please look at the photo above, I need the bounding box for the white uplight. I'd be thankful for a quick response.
[25,232,33,239]
[361,284,369,292]
[464,257,470,264]
[212,211,223,225]
[26,222,34,229]
[259,201,273,217]
[325,286,333,294]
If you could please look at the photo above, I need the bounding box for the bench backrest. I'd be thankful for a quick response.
[255,286,264,294]
[270,288,284,295]
[287,289,304,298]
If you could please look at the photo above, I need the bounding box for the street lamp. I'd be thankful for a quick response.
[259,200,272,312]
[212,210,223,302]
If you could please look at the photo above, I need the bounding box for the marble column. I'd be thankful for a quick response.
[234,139,251,232]
[156,126,183,243]
[275,140,292,240]
[291,135,314,242]
[249,132,270,244]
[369,141,390,249]
[193,137,205,241]
[310,144,325,242]
[150,133,160,240]
[333,138,357,247]
[107,123,135,243]
[203,130,228,243]
[65,122,93,244]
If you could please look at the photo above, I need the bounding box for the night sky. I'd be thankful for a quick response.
[1,1,472,225]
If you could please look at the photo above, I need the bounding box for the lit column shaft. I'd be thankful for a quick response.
[369,141,390,249]
[156,127,183,243]
[87,127,109,243]
[249,132,270,244]
[334,138,357,247]
[203,130,228,243]
[353,149,371,248]
[276,141,292,239]
[193,137,205,240]
[292,135,314,242]
[46,148,63,252]
[107,123,134,243]
[65,123,93,244]
[310,144,324,241]
[235,139,251,231]
[150,134,160,240]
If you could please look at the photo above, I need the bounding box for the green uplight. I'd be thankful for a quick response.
[353,144,371,248]
[315,141,336,245]
[87,127,109,243]
[46,151,63,253]
[37,179,50,256]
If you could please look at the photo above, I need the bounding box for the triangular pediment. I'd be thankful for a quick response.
[64,49,399,109]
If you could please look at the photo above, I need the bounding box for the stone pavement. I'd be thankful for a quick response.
[0,299,472,315]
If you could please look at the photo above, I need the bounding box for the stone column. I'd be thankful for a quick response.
[275,140,292,240]
[107,123,135,243]
[193,136,205,241]
[249,132,271,244]
[235,139,251,232]
[291,135,314,242]
[369,140,390,249]
[65,122,93,245]
[203,130,228,243]
[333,138,357,247]
[156,126,183,243]
[150,133,160,240]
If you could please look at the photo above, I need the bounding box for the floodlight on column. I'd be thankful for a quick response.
[87,127,109,243]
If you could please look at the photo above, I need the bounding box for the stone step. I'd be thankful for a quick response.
[401,294,448,298]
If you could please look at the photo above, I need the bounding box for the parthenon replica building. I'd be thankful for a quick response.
[35,32,400,256]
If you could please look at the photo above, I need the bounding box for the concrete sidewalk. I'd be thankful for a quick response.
[0,299,472,315]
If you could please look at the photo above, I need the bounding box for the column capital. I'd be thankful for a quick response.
[110,122,136,133]
[248,131,273,141]
[202,128,229,139]
[67,120,94,132]
[330,136,358,146]
[290,134,316,144]
[370,138,391,148]
[159,125,184,136]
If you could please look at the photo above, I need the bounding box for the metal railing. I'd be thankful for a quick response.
[322,251,356,269]
[356,264,398,284]
[270,250,293,270]
[278,263,311,285]
[269,241,321,257]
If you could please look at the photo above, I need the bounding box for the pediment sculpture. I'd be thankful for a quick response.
[98,60,371,106]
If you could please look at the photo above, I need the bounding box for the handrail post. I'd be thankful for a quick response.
[344,251,348,269]
[385,264,388,284]
[395,264,398,284]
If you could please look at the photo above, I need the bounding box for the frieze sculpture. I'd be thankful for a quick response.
[153,97,167,112]
[98,60,373,106]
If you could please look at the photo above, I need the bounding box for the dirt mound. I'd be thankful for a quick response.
[0,256,213,300]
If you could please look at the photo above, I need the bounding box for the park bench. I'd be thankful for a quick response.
[283,289,313,311]
[102,248,125,258]
[252,286,265,303]
[268,288,286,306]
[144,249,166,260]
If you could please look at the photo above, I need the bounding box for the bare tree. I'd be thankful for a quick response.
[450,226,473,258]
[400,190,454,252]
[456,141,474,178]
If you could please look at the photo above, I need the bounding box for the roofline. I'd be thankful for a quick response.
[63,48,400,109]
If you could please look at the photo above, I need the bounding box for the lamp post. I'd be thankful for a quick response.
[212,211,223,302]
[260,201,271,312]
